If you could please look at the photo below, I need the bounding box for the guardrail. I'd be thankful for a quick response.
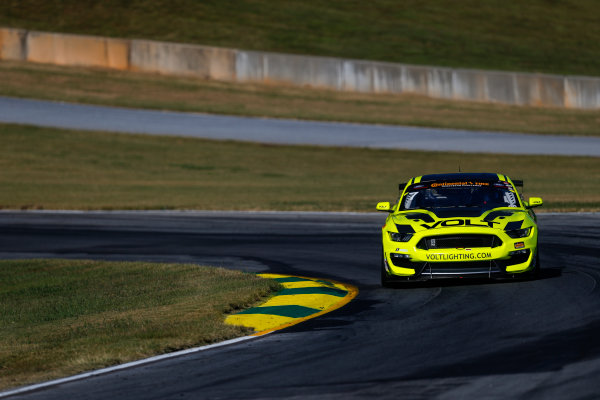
[1,27,599,109]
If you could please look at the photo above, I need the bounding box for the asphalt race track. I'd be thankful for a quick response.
[1,211,599,399]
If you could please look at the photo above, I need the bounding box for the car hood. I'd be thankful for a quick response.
[391,208,529,233]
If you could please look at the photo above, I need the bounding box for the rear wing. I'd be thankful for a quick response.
[512,179,524,194]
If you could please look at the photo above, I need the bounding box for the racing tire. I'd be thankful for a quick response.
[381,253,395,288]
[528,250,541,279]
[520,249,540,280]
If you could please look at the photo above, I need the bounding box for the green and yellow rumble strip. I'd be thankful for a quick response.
[225,273,358,335]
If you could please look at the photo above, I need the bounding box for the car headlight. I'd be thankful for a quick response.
[505,227,531,239]
[388,231,413,242]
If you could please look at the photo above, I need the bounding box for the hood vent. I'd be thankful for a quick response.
[484,210,515,222]
[417,234,503,250]
[404,212,435,223]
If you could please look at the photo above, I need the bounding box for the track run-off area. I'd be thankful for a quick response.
[0,210,599,399]
[1,96,600,157]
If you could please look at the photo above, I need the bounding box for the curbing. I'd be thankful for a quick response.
[226,273,358,335]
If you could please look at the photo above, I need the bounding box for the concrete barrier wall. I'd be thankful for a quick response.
[0,28,26,60]
[27,31,129,69]
[130,39,235,80]
[0,29,129,69]
[1,27,599,109]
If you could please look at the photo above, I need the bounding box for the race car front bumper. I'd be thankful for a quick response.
[385,249,536,280]
[382,227,538,280]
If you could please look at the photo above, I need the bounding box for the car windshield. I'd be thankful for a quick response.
[400,181,520,211]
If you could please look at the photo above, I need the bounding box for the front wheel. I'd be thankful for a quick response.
[529,250,541,279]
[381,253,395,288]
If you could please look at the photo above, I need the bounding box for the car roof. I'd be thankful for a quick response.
[419,173,501,182]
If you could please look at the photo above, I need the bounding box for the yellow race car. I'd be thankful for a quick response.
[377,173,543,286]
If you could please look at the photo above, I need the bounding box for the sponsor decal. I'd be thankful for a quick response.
[421,219,500,229]
[430,181,490,188]
[514,242,525,249]
[425,252,492,261]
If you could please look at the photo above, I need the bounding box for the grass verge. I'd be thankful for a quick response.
[0,123,598,212]
[1,0,600,76]
[1,61,599,137]
[0,259,281,391]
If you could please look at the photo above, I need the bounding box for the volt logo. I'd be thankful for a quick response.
[421,219,499,229]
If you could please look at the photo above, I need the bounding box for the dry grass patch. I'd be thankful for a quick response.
[0,259,281,390]
[0,123,598,211]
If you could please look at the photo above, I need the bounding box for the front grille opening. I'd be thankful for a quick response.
[497,249,531,268]
[390,253,412,268]
[389,254,426,270]
[510,250,530,265]
[417,234,502,250]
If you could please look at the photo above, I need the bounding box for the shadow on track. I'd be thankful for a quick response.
[380,267,563,290]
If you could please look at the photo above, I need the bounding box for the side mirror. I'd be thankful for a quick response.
[527,197,543,208]
[376,202,392,212]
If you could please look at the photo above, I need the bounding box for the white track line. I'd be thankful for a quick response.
[0,334,264,398]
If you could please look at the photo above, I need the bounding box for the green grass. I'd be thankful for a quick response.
[0,123,598,212]
[2,61,599,137]
[0,259,281,390]
[1,0,600,76]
